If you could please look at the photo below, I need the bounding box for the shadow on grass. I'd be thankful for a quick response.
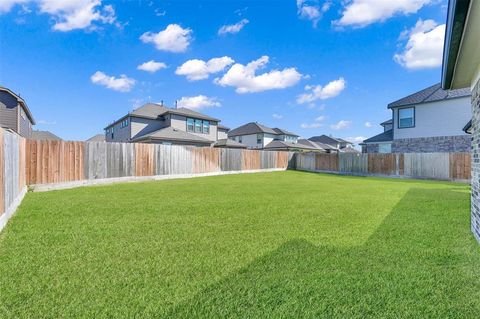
[166,187,479,318]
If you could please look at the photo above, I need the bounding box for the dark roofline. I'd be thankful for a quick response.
[131,135,212,144]
[362,129,393,144]
[463,119,472,134]
[0,87,36,124]
[380,119,393,126]
[441,0,471,89]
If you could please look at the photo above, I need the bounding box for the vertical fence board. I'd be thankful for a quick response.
[0,129,3,215]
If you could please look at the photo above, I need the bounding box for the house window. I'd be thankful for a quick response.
[257,134,262,144]
[239,136,242,143]
[187,118,194,132]
[194,119,202,133]
[120,118,129,128]
[378,143,392,153]
[398,107,414,128]
[202,121,210,134]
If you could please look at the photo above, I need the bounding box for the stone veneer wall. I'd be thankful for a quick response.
[392,135,471,153]
[471,78,480,243]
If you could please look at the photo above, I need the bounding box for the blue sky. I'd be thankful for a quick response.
[0,0,448,142]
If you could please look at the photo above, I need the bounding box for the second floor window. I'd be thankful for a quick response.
[187,118,194,132]
[202,121,210,134]
[398,107,415,128]
[195,119,202,133]
[257,134,262,144]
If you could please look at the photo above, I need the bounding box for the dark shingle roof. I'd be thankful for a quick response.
[86,134,105,142]
[297,139,333,151]
[213,139,247,148]
[362,129,393,144]
[228,122,278,137]
[131,126,212,144]
[308,135,353,146]
[463,120,472,134]
[388,83,470,108]
[31,130,62,141]
[263,140,321,151]
[272,128,299,137]
[106,103,220,129]
[380,119,393,126]
[217,124,230,131]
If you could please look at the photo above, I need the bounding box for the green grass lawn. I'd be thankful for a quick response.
[0,171,479,318]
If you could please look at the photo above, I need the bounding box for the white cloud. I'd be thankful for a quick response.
[330,120,351,130]
[336,0,434,28]
[0,0,118,31]
[394,19,445,69]
[137,60,167,73]
[215,56,303,94]
[176,95,221,110]
[365,121,372,128]
[176,57,234,81]
[300,115,325,129]
[140,24,192,53]
[272,113,283,120]
[297,77,346,104]
[90,71,136,92]
[344,136,366,144]
[218,18,249,35]
[297,0,330,27]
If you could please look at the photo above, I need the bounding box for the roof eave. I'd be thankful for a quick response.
[441,0,472,90]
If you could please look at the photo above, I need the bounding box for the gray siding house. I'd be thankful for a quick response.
[0,87,35,138]
[362,83,471,153]
[308,135,355,152]
[104,103,223,146]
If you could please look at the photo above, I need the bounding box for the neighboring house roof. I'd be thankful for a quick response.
[86,134,105,142]
[263,140,321,151]
[272,128,299,137]
[339,147,360,153]
[362,129,393,144]
[213,139,248,149]
[0,86,36,124]
[31,130,62,141]
[228,122,279,137]
[131,126,212,144]
[380,119,393,126]
[387,83,470,109]
[308,135,353,146]
[297,139,330,151]
[105,103,220,129]
[463,120,472,134]
[217,124,230,131]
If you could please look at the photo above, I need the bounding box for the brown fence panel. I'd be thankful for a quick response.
[449,153,471,180]
[135,143,155,176]
[276,151,289,168]
[368,153,397,175]
[192,147,220,174]
[18,137,26,191]
[26,140,84,184]
[315,153,338,171]
[242,149,261,170]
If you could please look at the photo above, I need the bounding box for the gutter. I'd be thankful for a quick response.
[441,0,471,89]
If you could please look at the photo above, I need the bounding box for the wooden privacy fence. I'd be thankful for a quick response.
[25,140,295,185]
[294,152,471,181]
[0,129,26,226]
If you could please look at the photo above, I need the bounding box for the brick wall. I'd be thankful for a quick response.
[472,78,480,243]
[392,135,471,153]
[361,143,379,153]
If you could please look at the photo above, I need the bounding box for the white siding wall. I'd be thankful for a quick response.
[217,130,228,140]
[130,117,167,140]
[235,134,262,148]
[263,133,276,147]
[383,124,393,131]
[393,97,471,139]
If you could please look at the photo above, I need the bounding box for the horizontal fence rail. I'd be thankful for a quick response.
[25,140,296,186]
[294,152,471,181]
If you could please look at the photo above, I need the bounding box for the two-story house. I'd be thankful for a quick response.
[308,135,355,151]
[0,86,35,138]
[104,103,224,146]
[361,83,471,153]
[227,122,321,151]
